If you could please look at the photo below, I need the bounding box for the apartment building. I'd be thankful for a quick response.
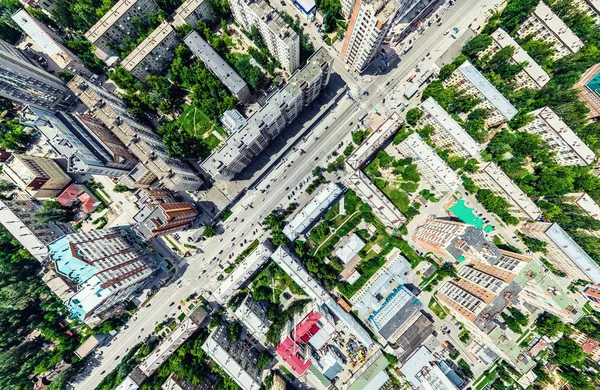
[344,170,407,229]
[565,192,600,220]
[201,48,332,180]
[119,162,158,188]
[283,182,342,240]
[228,0,300,73]
[202,325,263,390]
[445,61,517,128]
[2,154,71,198]
[172,0,214,28]
[484,28,550,90]
[184,31,252,104]
[341,0,400,73]
[234,294,271,339]
[395,133,460,195]
[0,200,65,261]
[345,112,404,171]
[84,0,160,59]
[412,218,502,264]
[572,0,600,21]
[468,162,541,221]
[522,107,596,166]
[419,97,482,159]
[48,227,155,327]
[0,39,74,110]
[516,1,584,60]
[132,189,198,240]
[20,106,137,177]
[12,9,94,78]
[122,22,180,80]
[521,222,600,283]
[68,76,203,191]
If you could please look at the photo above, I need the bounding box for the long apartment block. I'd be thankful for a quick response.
[522,106,596,166]
[122,22,179,80]
[516,1,584,60]
[484,28,550,90]
[200,48,332,180]
[85,0,160,58]
[67,76,203,191]
[395,132,460,195]
[420,97,482,158]
[445,61,517,128]
[341,0,399,73]
[228,0,300,72]
[172,0,214,28]
[521,222,600,283]
[184,31,252,104]
[572,0,600,21]
[468,162,541,221]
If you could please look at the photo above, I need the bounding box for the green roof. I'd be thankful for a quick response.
[587,70,600,94]
[347,354,389,390]
[457,255,466,263]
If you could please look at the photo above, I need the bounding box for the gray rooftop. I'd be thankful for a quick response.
[457,61,518,121]
[546,223,600,283]
[184,31,248,95]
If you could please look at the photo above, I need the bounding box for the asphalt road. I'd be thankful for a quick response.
[72,0,498,387]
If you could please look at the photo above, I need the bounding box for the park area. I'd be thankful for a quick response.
[175,104,227,151]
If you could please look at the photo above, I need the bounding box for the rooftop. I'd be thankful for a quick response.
[421,97,481,158]
[531,1,584,53]
[347,112,404,170]
[368,285,422,340]
[346,351,390,390]
[335,232,366,264]
[184,31,248,94]
[490,28,550,89]
[546,223,600,283]
[85,0,158,43]
[121,22,176,71]
[456,61,518,121]
[283,182,343,240]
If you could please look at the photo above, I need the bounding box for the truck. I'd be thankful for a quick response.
[402,44,413,54]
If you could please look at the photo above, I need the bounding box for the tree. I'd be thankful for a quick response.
[405,108,423,126]
[228,322,242,343]
[536,312,565,337]
[0,118,30,150]
[113,184,130,193]
[32,200,70,224]
[203,225,216,238]
[352,129,370,145]
[462,34,493,57]
[257,350,273,370]
[551,337,585,366]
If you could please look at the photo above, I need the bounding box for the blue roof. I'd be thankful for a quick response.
[49,236,98,283]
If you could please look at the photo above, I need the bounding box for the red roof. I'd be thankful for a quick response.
[57,184,80,206]
[581,338,599,354]
[293,311,322,343]
[529,339,546,357]
[78,192,98,213]
[276,337,311,375]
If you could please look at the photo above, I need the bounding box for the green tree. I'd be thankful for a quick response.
[462,34,492,57]
[405,108,423,126]
[536,312,565,337]
[32,200,71,224]
[551,337,585,366]
[203,225,216,238]
[113,184,130,193]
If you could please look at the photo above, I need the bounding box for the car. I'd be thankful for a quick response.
[218,250,224,254]
[177,305,181,310]
[362,91,369,96]
[280,0,285,4]
[314,156,319,161]
[115,356,120,360]
[169,302,175,307]
[145,303,151,308]
[101,371,106,375]
[444,30,450,35]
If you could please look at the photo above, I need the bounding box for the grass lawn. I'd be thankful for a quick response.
[428,298,448,320]
[177,104,226,150]
[475,368,497,390]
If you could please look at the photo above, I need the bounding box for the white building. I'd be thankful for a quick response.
[485,28,550,90]
[572,0,600,21]
[522,106,596,166]
[234,295,271,339]
[420,97,482,159]
[395,133,461,195]
[445,61,518,128]
[516,1,584,60]
[341,0,399,73]
[220,109,247,133]
[346,112,404,171]
[172,0,214,28]
[468,162,541,221]
[565,192,600,220]
[283,182,343,240]
[335,232,365,264]
[228,0,300,72]
[521,222,600,283]
[12,9,94,78]
[344,170,407,229]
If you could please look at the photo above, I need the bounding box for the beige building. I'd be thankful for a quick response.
[68,76,203,191]
[468,162,541,221]
[445,61,517,128]
[571,0,600,22]
[516,1,584,60]
[122,22,180,80]
[395,132,460,195]
[84,0,160,60]
[419,97,482,159]
[341,0,399,73]
[228,0,300,72]
[521,222,600,283]
[522,106,596,166]
[483,28,550,90]
[2,154,71,198]
[565,192,600,220]
[172,0,214,28]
